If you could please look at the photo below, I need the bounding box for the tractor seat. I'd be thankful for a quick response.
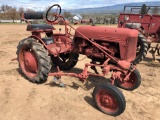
[27,24,54,31]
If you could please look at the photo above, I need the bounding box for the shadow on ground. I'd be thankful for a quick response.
[46,67,110,91]
[84,96,99,111]
[139,57,160,67]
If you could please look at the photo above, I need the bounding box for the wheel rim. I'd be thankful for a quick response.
[96,89,118,113]
[19,47,38,77]
[118,72,136,89]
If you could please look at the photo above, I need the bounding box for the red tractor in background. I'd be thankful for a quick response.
[16,4,141,116]
[118,5,160,63]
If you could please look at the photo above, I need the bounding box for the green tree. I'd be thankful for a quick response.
[140,4,148,14]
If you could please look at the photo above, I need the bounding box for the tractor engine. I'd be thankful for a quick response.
[74,26,138,63]
[85,42,118,59]
[74,38,119,63]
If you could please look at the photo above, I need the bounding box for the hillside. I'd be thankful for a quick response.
[66,1,160,14]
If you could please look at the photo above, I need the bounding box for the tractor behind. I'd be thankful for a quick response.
[118,5,160,63]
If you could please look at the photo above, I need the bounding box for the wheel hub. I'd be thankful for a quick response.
[100,93,114,108]
[24,51,38,72]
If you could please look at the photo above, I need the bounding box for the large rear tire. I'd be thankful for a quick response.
[16,38,51,83]
[93,84,126,116]
[132,33,148,64]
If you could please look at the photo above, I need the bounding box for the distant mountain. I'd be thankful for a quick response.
[65,1,160,14]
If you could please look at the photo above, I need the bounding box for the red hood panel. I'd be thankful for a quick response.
[75,26,138,43]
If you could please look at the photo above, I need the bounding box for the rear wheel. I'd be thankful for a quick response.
[53,53,79,70]
[93,84,126,116]
[115,69,141,91]
[132,33,148,64]
[16,38,51,83]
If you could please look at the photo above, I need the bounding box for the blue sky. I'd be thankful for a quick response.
[0,0,159,10]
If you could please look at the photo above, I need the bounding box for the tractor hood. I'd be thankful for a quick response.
[74,26,138,43]
[74,26,138,62]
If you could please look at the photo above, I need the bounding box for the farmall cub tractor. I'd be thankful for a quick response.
[118,6,160,63]
[16,4,141,116]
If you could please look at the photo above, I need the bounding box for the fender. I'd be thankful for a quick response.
[11,35,47,62]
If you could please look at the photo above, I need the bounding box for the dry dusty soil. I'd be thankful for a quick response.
[0,24,160,120]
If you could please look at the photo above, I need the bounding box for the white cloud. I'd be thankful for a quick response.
[0,0,159,10]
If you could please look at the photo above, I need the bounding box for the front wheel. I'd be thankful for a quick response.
[93,84,126,116]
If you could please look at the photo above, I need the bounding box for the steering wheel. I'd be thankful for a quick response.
[46,4,61,22]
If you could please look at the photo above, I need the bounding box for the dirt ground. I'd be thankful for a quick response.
[0,24,160,120]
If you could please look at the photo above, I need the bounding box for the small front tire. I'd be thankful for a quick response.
[93,84,126,116]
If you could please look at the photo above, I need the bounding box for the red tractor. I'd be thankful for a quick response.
[118,5,160,63]
[16,4,141,116]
